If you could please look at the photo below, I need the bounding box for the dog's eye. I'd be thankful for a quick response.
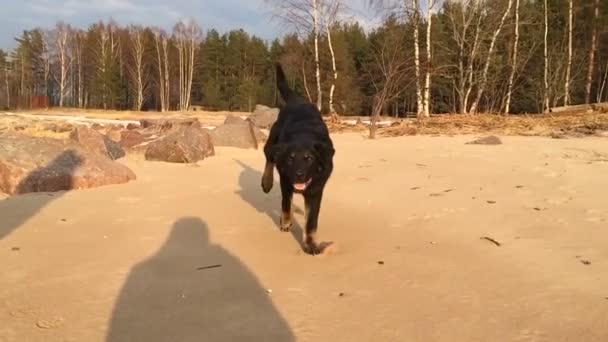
[304,154,313,161]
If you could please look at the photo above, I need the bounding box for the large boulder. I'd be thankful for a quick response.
[144,125,215,163]
[70,126,125,160]
[210,121,266,149]
[0,133,136,195]
[249,105,279,129]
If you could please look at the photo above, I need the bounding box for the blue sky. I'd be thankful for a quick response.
[0,0,378,51]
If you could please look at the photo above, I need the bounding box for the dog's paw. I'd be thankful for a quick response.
[280,218,292,232]
[304,242,322,255]
[261,176,273,193]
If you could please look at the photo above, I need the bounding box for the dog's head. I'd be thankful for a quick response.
[272,142,334,193]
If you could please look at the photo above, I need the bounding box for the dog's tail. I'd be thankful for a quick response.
[276,63,298,104]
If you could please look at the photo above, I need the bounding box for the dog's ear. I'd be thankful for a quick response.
[313,142,335,159]
[271,143,288,161]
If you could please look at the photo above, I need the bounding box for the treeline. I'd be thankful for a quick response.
[0,0,607,116]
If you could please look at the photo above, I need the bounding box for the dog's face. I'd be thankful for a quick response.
[273,142,334,193]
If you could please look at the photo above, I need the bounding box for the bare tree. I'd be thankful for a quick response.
[127,26,148,110]
[598,58,608,103]
[585,0,600,104]
[173,19,202,111]
[504,0,520,114]
[72,30,85,108]
[153,29,171,112]
[412,0,424,117]
[322,0,345,116]
[421,0,435,117]
[366,26,411,138]
[564,0,573,106]
[50,22,73,107]
[543,0,550,112]
[266,0,324,110]
[468,0,513,114]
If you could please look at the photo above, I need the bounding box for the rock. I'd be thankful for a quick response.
[0,133,135,195]
[249,105,279,129]
[140,118,200,130]
[210,122,265,149]
[224,114,248,126]
[126,123,140,130]
[466,135,503,145]
[145,125,214,163]
[119,130,146,149]
[70,126,125,160]
[105,127,123,142]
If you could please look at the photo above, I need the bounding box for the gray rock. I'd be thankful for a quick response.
[0,133,135,195]
[145,125,215,163]
[249,105,279,129]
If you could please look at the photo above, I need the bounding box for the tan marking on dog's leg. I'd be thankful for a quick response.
[280,210,292,232]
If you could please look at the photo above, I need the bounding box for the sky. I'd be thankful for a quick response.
[0,0,379,51]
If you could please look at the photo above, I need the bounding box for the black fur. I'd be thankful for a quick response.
[261,63,335,255]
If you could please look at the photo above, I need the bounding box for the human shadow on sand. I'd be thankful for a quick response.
[0,150,83,240]
[106,217,295,342]
[234,160,306,249]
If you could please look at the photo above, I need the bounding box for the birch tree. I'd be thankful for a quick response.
[50,22,72,107]
[504,0,520,114]
[322,0,344,116]
[564,0,573,106]
[127,25,148,110]
[153,29,170,112]
[468,0,513,114]
[543,0,550,112]
[266,0,324,110]
[412,0,424,117]
[421,0,435,117]
[173,19,202,111]
[585,0,600,104]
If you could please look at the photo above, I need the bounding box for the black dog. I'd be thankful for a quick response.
[261,64,335,255]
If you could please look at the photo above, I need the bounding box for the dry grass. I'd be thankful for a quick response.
[379,112,608,138]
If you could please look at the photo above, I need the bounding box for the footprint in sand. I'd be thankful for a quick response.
[585,209,606,223]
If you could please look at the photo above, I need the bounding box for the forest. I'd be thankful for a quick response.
[0,0,606,117]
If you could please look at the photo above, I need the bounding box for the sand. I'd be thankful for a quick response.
[1,133,608,342]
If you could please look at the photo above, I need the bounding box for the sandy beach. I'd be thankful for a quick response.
[2,132,608,341]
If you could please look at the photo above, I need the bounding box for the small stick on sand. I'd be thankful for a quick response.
[480,237,502,247]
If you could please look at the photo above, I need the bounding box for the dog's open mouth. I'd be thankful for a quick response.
[293,179,312,192]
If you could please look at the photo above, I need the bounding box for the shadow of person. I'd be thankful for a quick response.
[234,160,305,248]
[0,150,83,240]
[106,217,295,342]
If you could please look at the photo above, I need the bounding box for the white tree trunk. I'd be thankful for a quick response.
[564,0,573,106]
[412,0,423,118]
[327,26,338,114]
[543,0,550,112]
[421,0,434,118]
[313,0,323,111]
[469,0,513,114]
[598,58,608,102]
[154,32,166,112]
[4,65,9,108]
[504,0,520,114]
[585,0,599,104]
[55,24,71,108]
[128,27,146,111]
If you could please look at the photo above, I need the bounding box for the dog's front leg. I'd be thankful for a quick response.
[261,161,275,193]
[279,177,293,232]
[303,192,323,255]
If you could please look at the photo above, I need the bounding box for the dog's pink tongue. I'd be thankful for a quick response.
[294,183,307,191]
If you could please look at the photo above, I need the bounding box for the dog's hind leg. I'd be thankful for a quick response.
[279,177,294,232]
[303,192,323,255]
[261,123,280,193]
